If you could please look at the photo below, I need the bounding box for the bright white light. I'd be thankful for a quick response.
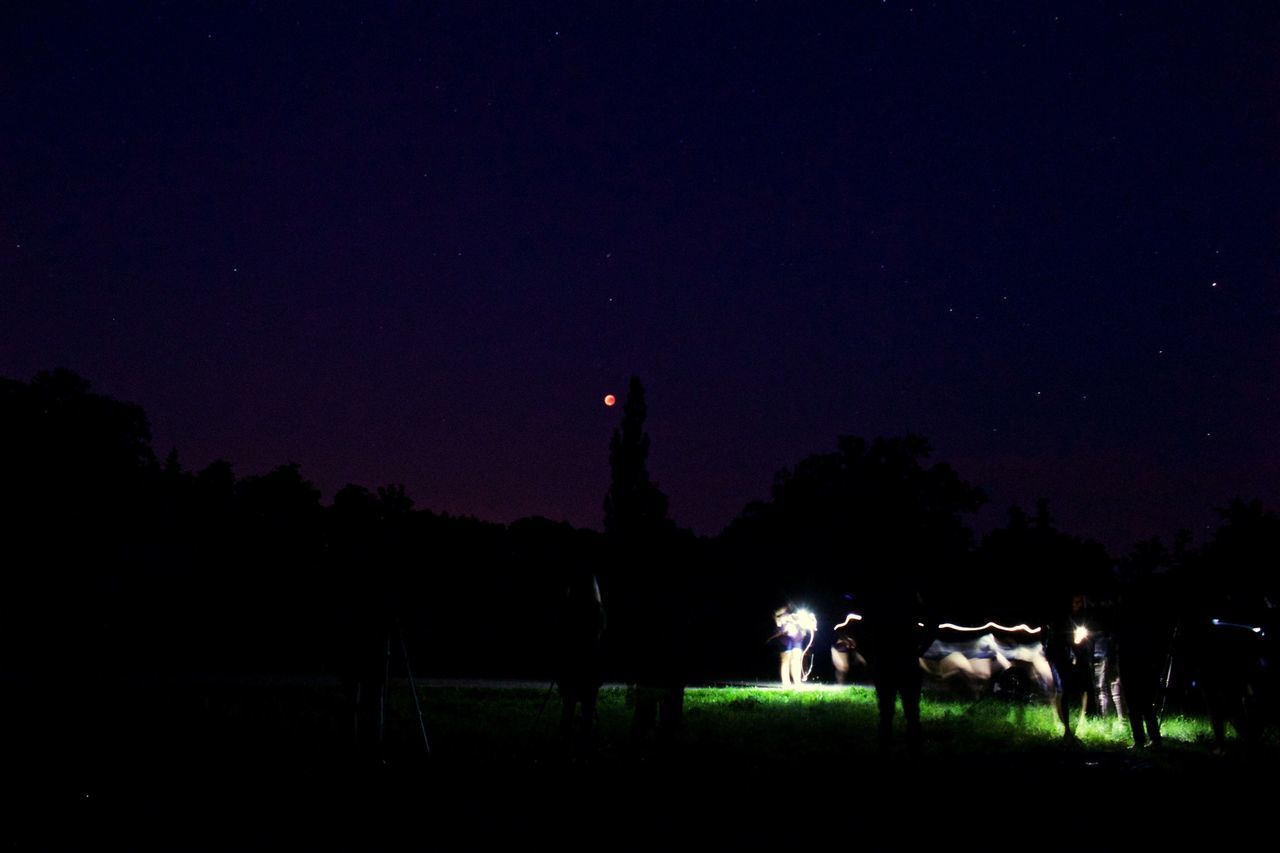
[1073,625,1089,645]
[938,621,1042,635]
[777,607,819,682]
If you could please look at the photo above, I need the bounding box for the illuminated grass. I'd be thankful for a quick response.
[404,682,1239,771]
[171,680,1255,779]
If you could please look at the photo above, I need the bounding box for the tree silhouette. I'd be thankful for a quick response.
[972,500,1112,626]
[725,434,986,602]
[603,376,670,542]
[599,377,688,741]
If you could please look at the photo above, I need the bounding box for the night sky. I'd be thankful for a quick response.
[4,1,1278,552]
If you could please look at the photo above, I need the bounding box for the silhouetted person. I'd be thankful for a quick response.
[1048,593,1093,743]
[556,566,606,760]
[1116,581,1163,749]
[626,574,688,750]
[862,572,929,753]
[1197,594,1272,752]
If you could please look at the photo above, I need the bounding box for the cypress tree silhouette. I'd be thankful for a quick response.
[601,376,684,747]
[603,376,670,542]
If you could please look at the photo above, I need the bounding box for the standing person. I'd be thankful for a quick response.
[1049,593,1094,743]
[1117,579,1164,749]
[774,604,815,688]
[862,574,930,753]
[557,565,606,760]
[625,558,689,750]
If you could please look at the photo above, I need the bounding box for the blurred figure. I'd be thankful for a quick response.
[557,566,606,760]
[773,604,816,688]
[919,633,1011,698]
[831,615,867,686]
[1093,630,1125,721]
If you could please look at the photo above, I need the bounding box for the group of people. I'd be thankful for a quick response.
[771,576,930,752]
[771,589,1171,752]
[1050,592,1164,748]
[557,564,1267,758]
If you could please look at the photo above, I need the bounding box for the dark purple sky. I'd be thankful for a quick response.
[4,2,1278,552]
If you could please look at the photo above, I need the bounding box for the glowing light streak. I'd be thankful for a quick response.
[794,608,818,682]
[833,613,863,630]
[1211,618,1265,635]
[835,614,1043,635]
[937,621,1042,635]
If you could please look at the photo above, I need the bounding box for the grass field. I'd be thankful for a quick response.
[415,682,1233,769]
[33,680,1276,848]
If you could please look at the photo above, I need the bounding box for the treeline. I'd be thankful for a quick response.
[1,369,1276,684]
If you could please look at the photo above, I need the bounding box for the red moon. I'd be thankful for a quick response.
[603,394,616,407]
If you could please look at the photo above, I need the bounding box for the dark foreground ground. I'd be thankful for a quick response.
[9,679,1277,850]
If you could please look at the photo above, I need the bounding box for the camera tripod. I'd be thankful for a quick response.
[353,616,431,761]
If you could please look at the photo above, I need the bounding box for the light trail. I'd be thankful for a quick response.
[833,613,863,631]
[1211,618,1265,635]
[937,621,1043,635]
